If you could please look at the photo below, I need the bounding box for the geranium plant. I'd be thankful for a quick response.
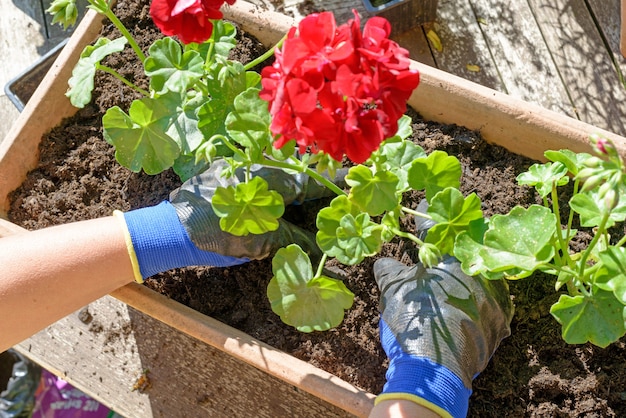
[49,0,626,345]
[48,0,447,332]
[453,136,626,348]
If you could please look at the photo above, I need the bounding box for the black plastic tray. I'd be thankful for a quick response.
[4,39,68,112]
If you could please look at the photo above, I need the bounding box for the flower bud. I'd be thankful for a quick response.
[579,174,603,193]
[590,134,618,159]
[47,0,78,30]
[598,181,613,200]
[604,188,618,211]
[582,156,603,169]
[418,243,441,268]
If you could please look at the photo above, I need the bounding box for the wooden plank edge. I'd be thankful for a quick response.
[223,0,296,46]
[409,60,626,162]
[0,8,104,217]
[110,283,376,417]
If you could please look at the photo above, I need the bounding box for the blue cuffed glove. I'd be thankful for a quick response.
[116,201,250,282]
[115,160,344,283]
[373,257,513,417]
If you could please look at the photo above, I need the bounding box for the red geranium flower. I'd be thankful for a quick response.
[150,0,236,44]
[260,10,419,164]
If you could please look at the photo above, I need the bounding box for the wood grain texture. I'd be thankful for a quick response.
[586,0,626,84]
[426,0,505,91]
[15,296,358,418]
[468,0,576,117]
[527,0,626,135]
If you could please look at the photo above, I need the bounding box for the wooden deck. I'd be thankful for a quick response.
[1,0,626,416]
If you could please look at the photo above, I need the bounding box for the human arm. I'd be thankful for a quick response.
[369,399,441,418]
[0,216,134,352]
[0,160,343,352]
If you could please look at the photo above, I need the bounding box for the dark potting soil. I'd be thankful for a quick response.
[8,0,626,416]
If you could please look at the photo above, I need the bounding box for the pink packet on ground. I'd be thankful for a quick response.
[31,370,114,418]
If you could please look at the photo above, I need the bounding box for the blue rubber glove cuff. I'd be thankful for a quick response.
[122,201,249,280]
[378,318,472,418]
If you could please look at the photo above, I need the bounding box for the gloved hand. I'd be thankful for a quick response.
[373,201,514,418]
[115,160,345,283]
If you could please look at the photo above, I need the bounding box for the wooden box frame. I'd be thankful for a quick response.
[1,1,625,416]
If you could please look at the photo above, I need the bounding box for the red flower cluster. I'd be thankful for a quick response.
[260,11,420,164]
[150,0,236,44]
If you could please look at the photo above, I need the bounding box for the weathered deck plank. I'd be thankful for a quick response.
[425,0,505,92]
[15,295,356,418]
[527,0,626,136]
[468,0,576,117]
[586,0,626,87]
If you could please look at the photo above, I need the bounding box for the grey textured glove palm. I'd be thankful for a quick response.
[170,159,344,261]
[373,201,514,418]
[117,160,344,282]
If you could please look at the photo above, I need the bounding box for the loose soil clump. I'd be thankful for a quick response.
[8,0,626,415]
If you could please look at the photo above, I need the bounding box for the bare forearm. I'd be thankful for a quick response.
[369,400,442,418]
[0,216,134,352]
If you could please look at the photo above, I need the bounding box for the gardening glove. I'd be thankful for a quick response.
[373,201,514,418]
[115,159,346,283]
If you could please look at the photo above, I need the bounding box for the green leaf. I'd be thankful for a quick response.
[102,98,180,174]
[67,37,127,108]
[346,165,400,216]
[316,195,362,258]
[454,205,556,276]
[267,245,354,332]
[544,149,592,176]
[595,247,626,304]
[225,88,272,157]
[211,176,285,236]
[172,154,209,182]
[198,61,248,138]
[569,189,626,228]
[267,138,297,162]
[408,150,462,201]
[158,91,207,155]
[335,213,384,265]
[381,207,401,242]
[144,37,204,95]
[377,139,426,191]
[425,189,483,255]
[516,161,569,198]
[550,291,626,347]
[183,20,237,61]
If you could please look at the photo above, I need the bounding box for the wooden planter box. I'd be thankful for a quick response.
[1,1,625,416]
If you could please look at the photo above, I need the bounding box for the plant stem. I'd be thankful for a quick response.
[390,227,423,246]
[212,134,248,161]
[615,234,626,248]
[315,253,328,278]
[551,184,573,267]
[401,206,433,221]
[97,64,150,96]
[99,5,146,63]
[260,158,347,197]
[577,211,610,279]
[243,35,286,71]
